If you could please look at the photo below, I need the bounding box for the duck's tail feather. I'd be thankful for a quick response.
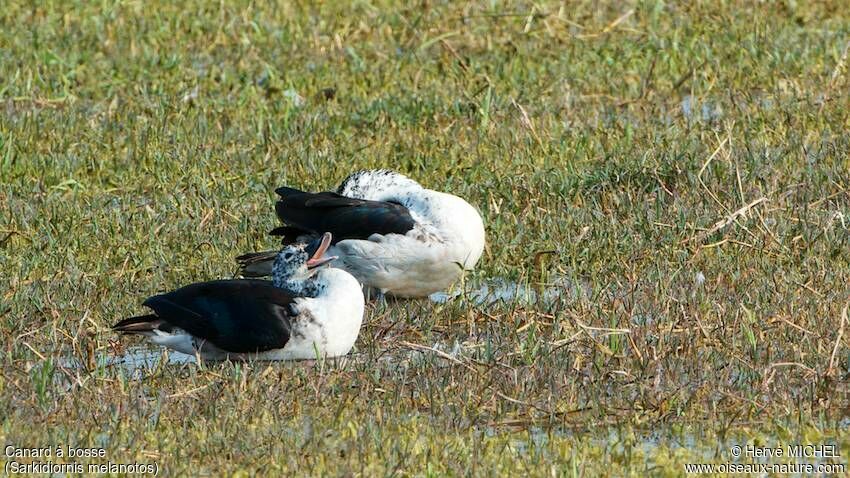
[112,314,164,334]
[235,250,277,277]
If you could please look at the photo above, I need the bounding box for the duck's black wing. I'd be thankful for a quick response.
[114,280,294,353]
[272,187,415,243]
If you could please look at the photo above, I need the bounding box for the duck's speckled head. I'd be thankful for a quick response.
[272,232,336,296]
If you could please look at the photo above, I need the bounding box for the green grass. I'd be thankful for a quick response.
[2,0,850,475]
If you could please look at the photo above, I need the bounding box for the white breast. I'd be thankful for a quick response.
[261,268,365,360]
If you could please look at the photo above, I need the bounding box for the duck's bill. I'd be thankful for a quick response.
[306,232,336,269]
[307,255,337,269]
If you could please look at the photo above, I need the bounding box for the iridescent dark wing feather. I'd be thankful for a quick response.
[273,187,416,243]
[117,280,295,353]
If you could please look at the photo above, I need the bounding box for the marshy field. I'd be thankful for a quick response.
[2,0,850,475]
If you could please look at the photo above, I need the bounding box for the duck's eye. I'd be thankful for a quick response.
[284,252,293,259]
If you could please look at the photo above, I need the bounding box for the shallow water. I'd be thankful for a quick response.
[52,344,848,470]
[681,94,723,122]
[498,425,846,470]
[55,336,480,384]
[429,275,581,306]
[58,347,195,378]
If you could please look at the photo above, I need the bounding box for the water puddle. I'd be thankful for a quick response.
[53,338,479,381]
[58,347,195,378]
[681,95,723,122]
[490,425,846,469]
[429,275,584,306]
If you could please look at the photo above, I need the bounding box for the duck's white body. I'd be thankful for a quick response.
[331,171,486,297]
[151,269,365,360]
[116,235,366,361]
[331,191,485,297]
[238,170,487,298]
[262,268,364,360]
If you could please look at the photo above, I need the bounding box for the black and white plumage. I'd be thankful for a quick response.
[237,170,486,298]
[114,233,365,360]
